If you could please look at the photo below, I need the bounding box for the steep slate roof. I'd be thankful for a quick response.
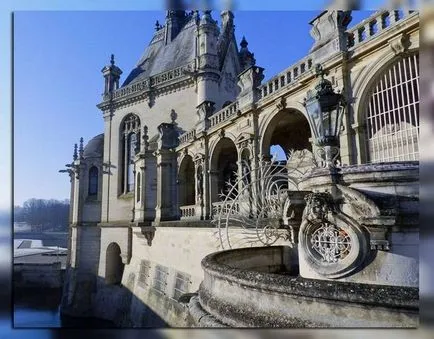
[122,16,198,87]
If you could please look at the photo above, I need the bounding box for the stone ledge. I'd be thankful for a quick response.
[201,246,418,310]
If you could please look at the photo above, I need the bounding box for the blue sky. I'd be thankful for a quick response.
[0,0,387,209]
[10,9,377,206]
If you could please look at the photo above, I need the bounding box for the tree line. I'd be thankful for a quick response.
[14,198,70,232]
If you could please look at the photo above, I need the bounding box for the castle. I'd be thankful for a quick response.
[60,9,419,327]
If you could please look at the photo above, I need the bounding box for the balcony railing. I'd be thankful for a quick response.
[103,61,196,102]
[180,205,196,219]
[258,56,313,100]
[179,129,196,145]
[212,201,240,218]
[209,101,239,128]
[346,9,417,50]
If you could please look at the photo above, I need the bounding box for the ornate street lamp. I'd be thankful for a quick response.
[304,64,346,169]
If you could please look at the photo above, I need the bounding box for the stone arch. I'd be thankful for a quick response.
[260,107,312,161]
[178,154,195,206]
[105,242,124,285]
[353,50,419,163]
[210,137,238,203]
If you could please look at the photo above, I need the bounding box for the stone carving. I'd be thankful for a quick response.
[134,226,156,246]
[303,192,336,222]
[142,125,149,152]
[299,191,369,278]
[157,122,179,149]
[197,166,204,201]
[276,96,287,110]
[389,32,410,56]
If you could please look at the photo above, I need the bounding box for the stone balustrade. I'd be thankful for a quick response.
[179,129,196,145]
[258,56,314,100]
[346,9,417,50]
[212,201,240,217]
[208,101,239,128]
[103,61,196,102]
[180,205,196,219]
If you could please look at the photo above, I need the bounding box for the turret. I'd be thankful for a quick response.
[101,54,122,95]
[196,10,220,107]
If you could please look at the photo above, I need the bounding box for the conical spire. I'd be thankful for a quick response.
[238,36,256,70]
[101,54,122,95]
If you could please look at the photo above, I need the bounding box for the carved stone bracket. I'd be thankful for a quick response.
[276,96,287,110]
[389,32,411,56]
[120,253,131,265]
[134,226,156,246]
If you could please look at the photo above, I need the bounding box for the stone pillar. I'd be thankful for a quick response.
[154,122,179,223]
[208,170,219,217]
[352,123,367,165]
[237,66,264,111]
[134,151,157,224]
[155,149,177,222]
[71,160,84,226]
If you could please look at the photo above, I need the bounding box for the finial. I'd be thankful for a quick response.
[201,10,214,24]
[142,125,149,152]
[73,143,78,161]
[170,109,177,124]
[110,54,115,66]
[240,36,248,48]
[79,137,84,159]
[155,20,161,31]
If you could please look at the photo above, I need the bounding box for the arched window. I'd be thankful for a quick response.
[88,166,98,196]
[364,53,419,162]
[121,114,140,194]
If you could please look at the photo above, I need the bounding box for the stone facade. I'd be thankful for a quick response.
[60,10,420,327]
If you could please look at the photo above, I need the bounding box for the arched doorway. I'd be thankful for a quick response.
[105,242,124,285]
[261,109,312,162]
[210,138,238,204]
[178,155,195,207]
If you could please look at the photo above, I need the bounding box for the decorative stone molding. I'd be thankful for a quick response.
[234,133,254,150]
[193,153,205,165]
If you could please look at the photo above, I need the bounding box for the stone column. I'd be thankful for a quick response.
[134,151,157,224]
[154,122,179,223]
[71,160,83,226]
[155,149,177,222]
[208,170,219,217]
[352,123,367,165]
